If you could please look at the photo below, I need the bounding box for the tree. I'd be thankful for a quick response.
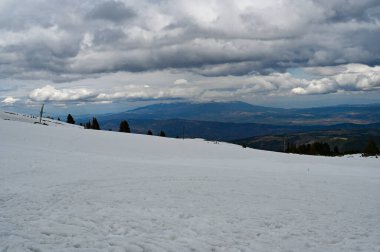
[67,114,75,124]
[286,141,334,156]
[91,117,100,130]
[363,139,380,157]
[147,129,153,135]
[119,120,131,133]
[84,120,91,129]
[159,130,166,137]
[333,146,340,156]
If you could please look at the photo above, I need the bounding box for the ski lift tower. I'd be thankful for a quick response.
[39,103,44,124]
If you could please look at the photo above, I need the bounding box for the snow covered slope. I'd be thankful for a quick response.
[1,113,379,251]
[0,110,80,128]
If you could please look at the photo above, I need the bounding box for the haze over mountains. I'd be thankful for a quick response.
[75,102,380,151]
[84,101,380,125]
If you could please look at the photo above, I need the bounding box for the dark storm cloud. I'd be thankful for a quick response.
[313,0,379,22]
[86,1,136,22]
[92,28,127,45]
[0,0,380,83]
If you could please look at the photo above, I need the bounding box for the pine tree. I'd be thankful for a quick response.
[363,139,380,156]
[333,146,340,156]
[119,120,131,133]
[147,129,153,135]
[287,141,335,156]
[91,117,100,130]
[159,130,166,137]
[286,142,290,153]
[67,114,75,124]
[85,120,91,129]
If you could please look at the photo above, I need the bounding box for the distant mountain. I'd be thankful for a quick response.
[96,119,299,141]
[75,116,380,142]
[127,101,281,120]
[75,101,380,142]
[84,101,380,125]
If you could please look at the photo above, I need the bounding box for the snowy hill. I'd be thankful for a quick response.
[0,110,80,129]
[1,112,379,251]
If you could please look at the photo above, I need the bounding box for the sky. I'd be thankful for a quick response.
[0,0,380,115]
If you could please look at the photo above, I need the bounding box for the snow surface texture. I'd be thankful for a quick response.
[0,111,80,129]
[1,113,380,252]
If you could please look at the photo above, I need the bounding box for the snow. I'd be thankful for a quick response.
[0,111,79,129]
[1,113,380,252]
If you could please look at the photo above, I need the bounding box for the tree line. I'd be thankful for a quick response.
[286,139,379,157]
[286,142,340,156]
[65,113,379,157]
[66,114,166,136]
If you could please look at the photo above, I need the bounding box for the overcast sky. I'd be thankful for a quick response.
[1,0,380,115]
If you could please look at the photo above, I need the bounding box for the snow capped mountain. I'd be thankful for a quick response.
[1,111,379,251]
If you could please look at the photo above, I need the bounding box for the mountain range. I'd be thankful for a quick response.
[75,101,380,150]
[82,101,380,125]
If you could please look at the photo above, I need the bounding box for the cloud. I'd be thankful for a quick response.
[173,79,188,85]
[0,0,379,82]
[0,0,379,110]
[86,1,136,22]
[25,64,379,105]
[29,85,97,102]
[292,64,380,95]
[1,96,19,105]
[28,83,201,103]
[291,79,337,95]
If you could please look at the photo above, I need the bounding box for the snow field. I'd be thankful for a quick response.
[1,116,380,251]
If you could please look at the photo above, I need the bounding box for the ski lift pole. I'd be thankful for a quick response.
[39,103,44,124]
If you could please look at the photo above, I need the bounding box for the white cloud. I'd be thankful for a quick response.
[292,64,380,95]
[291,79,337,95]
[1,96,19,105]
[174,79,188,85]
[29,85,97,102]
[25,64,380,104]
